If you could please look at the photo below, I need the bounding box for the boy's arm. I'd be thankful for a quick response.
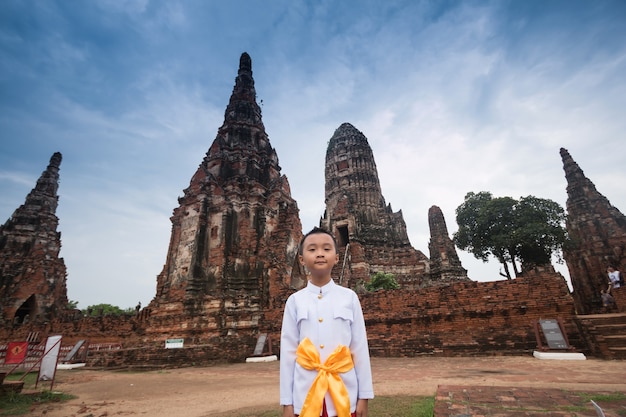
[280,295,298,408]
[356,398,369,417]
[350,292,374,400]
[282,404,295,417]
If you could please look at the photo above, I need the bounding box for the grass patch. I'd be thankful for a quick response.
[0,390,74,416]
[211,395,434,417]
[560,405,588,412]
[577,392,626,402]
[4,372,37,387]
[370,395,434,417]
[0,372,75,416]
[577,392,626,417]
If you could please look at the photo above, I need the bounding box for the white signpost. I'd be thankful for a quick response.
[37,335,63,389]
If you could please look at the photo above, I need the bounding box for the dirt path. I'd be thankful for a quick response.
[28,356,626,417]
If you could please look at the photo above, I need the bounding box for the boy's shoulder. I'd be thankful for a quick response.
[290,280,357,297]
[333,282,357,295]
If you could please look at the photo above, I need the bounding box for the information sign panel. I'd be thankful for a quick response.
[39,335,62,381]
[165,338,184,349]
[539,319,569,350]
[253,334,267,356]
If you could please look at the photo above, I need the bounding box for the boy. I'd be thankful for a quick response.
[280,227,374,417]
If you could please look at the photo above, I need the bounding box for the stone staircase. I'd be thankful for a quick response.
[576,312,626,359]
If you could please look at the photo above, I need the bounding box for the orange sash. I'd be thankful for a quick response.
[296,337,354,417]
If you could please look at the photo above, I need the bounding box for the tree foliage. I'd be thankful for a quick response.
[81,303,135,317]
[453,191,566,279]
[365,272,400,291]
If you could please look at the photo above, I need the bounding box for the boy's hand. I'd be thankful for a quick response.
[356,398,369,417]
[282,405,295,417]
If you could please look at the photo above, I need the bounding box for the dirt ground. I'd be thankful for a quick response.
[25,355,626,417]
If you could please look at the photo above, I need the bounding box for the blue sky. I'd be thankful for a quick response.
[1,0,625,309]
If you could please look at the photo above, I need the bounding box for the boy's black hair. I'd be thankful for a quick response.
[298,227,338,255]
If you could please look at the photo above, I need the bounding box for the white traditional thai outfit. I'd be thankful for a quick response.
[280,279,374,416]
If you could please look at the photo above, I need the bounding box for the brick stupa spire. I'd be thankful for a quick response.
[560,147,626,313]
[321,123,430,289]
[151,53,302,324]
[0,152,68,325]
[428,205,468,283]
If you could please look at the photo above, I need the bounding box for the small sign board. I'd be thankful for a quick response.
[37,335,63,389]
[253,334,267,356]
[165,338,184,349]
[539,319,569,350]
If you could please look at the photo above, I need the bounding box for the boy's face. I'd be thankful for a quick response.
[299,233,339,276]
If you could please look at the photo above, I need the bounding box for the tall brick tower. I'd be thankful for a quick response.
[0,152,68,326]
[321,123,429,289]
[560,147,626,314]
[427,205,468,284]
[148,53,302,350]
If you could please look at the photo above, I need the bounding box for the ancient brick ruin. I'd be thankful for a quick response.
[143,52,303,348]
[1,54,625,366]
[427,205,469,285]
[0,152,68,326]
[320,123,432,290]
[560,148,626,314]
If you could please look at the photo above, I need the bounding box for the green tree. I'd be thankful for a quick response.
[82,303,134,317]
[67,300,79,309]
[365,272,400,291]
[453,192,566,279]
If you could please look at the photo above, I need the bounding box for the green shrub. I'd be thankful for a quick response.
[365,272,400,291]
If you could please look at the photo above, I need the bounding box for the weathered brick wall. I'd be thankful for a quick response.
[361,272,579,357]
[87,338,256,369]
[0,314,143,347]
[612,286,626,312]
[264,270,581,359]
[1,271,585,367]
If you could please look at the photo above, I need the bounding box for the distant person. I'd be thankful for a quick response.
[280,227,374,417]
[601,288,615,310]
[607,266,623,289]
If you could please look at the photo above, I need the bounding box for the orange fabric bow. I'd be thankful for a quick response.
[296,337,354,417]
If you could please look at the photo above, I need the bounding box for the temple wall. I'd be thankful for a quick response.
[265,271,582,361]
[0,271,592,367]
[361,272,580,357]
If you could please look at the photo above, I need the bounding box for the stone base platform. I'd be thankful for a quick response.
[533,350,587,360]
